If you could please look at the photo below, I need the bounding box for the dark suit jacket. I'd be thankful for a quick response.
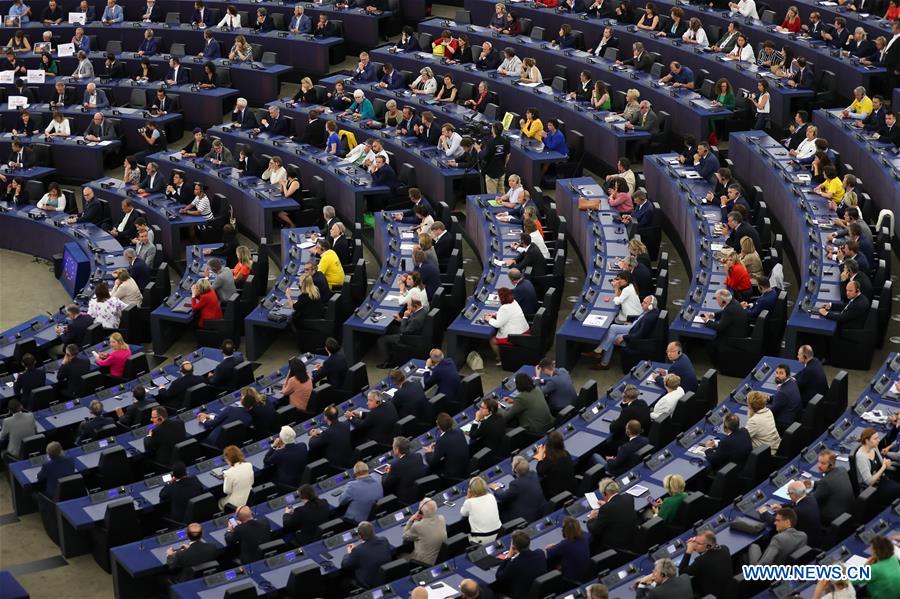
[237,154,262,178]
[353,402,398,446]
[104,60,126,79]
[747,289,777,319]
[705,428,752,470]
[309,420,353,466]
[423,359,460,401]
[250,399,278,435]
[475,49,501,70]
[468,414,506,454]
[625,52,653,72]
[607,435,649,476]
[381,451,428,503]
[232,109,256,129]
[824,294,869,329]
[166,67,189,85]
[159,476,205,523]
[770,379,802,430]
[786,123,808,150]
[392,381,427,420]
[341,537,392,589]
[813,467,855,523]
[763,495,822,548]
[433,231,453,265]
[330,235,351,265]
[513,243,547,277]
[495,549,548,598]
[300,118,326,147]
[76,415,114,443]
[623,309,659,344]
[665,355,698,393]
[648,574,694,599]
[263,442,308,487]
[129,258,151,290]
[283,500,332,545]
[51,86,76,107]
[225,519,271,564]
[311,351,347,388]
[512,279,539,316]
[795,358,828,406]
[167,541,218,582]
[610,400,651,446]
[8,146,34,168]
[496,471,545,521]
[371,164,399,191]
[60,314,94,346]
[588,493,638,550]
[157,373,203,411]
[56,355,90,398]
[791,66,814,89]
[415,260,441,299]
[705,300,748,339]
[536,455,575,498]
[262,116,289,136]
[208,355,241,390]
[678,545,733,598]
[140,172,165,193]
[426,428,469,479]
[202,405,252,447]
[37,454,76,498]
[145,418,186,465]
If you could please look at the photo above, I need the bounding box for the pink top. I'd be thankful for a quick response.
[608,191,634,214]
[282,376,313,412]
[96,347,132,378]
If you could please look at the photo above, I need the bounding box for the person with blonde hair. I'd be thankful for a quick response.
[95,331,132,378]
[651,474,687,522]
[293,76,316,103]
[111,269,143,306]
[190,277,223,328]
[219,445,253,509]
[620,89,642,122]
[228,34,251,62]
[461,476,501,544]
[232,246,252,283]
[739,236,764,286]
[383,99,402,127]
[416,233,438,267]
[747,391,781,454]
[650,373,684,422]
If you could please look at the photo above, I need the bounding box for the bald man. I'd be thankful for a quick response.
[402,498,447,565]
[224,506,271,564]
[166,522,216,581]
[459,578,494,598]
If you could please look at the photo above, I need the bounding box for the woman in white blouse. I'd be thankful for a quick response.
[729,0,760,20]
[682,18,709,47]
[45,111,70,137]
[486,287,529,366]
[460,476,502,544]
[397,271,429,310]
[262,156,287,186]
[613,272,643,323]
[729,34,755,62]
[789,125,818,161]
[410,67,437,95]
[87,282,127,329]
[746,391,781,454]
[217,5,241,28]
[413,205,434,235]
[752,79,771,130]
[523,220,550,259]
[650,374,685,422]
[219,444,254,510]
[36,183,66,212]
[498,48,522,76]
[518,57,542,85]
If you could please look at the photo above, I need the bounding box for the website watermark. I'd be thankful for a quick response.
[742,564,871,582]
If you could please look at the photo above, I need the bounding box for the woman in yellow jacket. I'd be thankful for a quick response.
[519,108,545,140]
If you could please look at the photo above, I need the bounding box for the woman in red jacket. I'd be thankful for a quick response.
[95,332,132,378]
[776,7,802,33]
[723,253,752,301]
[191,278,223,328]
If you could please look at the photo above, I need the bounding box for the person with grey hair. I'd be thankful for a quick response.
[56,303,94,347]
[633,558,691,596]
[382,435,427,503]
[586,295,660,369]
[263,425,308,488]
[756,480,823,549]
[341,520,392,589]
[587,584,609,599]
[338,462,383,523]
[650,374,684,422]
[206,257,236,302]
[410,66,437,95]
[76,399,114,444]
[36,440,76,496]
[0,399,36,461]
[344,390,398,446]
[232,97,255,128]
[678,529,732,597]
[137,161,163,194]
[842,85,873,120]
[402,498,447,565]
[702,287,748,340]
[205,139,236,167]
[618,253,653,297]
[587,477,638,550]
[493,455,546,522]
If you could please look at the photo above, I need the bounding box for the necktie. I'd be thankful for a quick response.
[641,113,647,127]
[17,152,22,163]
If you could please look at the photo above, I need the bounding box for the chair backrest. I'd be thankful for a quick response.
[168,42,186,56]
[530,26,544,41]
[261,51,277,65]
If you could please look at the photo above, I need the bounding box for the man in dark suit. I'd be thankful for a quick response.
[225,505,271,564]
[886,21,900,92]
[474,41,501,70]
[678,530,733,598]
[74,186,104,225]
[703,288,748,339]
[819,280,869,329]
[635,560,693,599]
[103,53,126,78]
[621,255,653,299]
[769,364,802,432]
[724,210,762,254]
[75,400,114,444]
[50,81,75,108]
[159,462,205,523]
[623,190,655,232]
[653,341,698,393]
[145,406,186,466]
[313,14,338,37]
[232,98,256,129]
[198,395,253,448]
[587,478,639,550]
[626,101,660,134]
[785,111,809,150]
[606,385,651,450]
[116,385,150,429]
[788,57,814,89]
[309,404,354,467]
[258,105,289,136]
[536,359,578,415]
[282,484,332,545]
[156,361,204,411]
[327,222,352,265]
[742,276,778,320]
[126,250,151,291]
[165,56,189,85]
[494,531,548,598]
[200,30,221,59]
[312,338,348,388]
[508,269,538,316]
[57,304,93,347]
[430,221,453,268]
[346,390,399,446]
[237,146,262,178]
[876,109,900,147]
[616,297,662,368]
[370,156,400,204]
[821,17,850,49]
[807,449,855,523]
[619,42,653,72]
[166,522,217,582]
[165,170,191,206]
[381,436,428,504]
[389,369,427,420]
[795,345,828,406]
[415,111,441,146]
[263,426,308,488]
[36,441,76,498]
[704,413,752,470]
[207,340,241,391]
[299,108,326,147]
[340,522,392,589]
[138,162,164,194]
[56,344,91,399]
[377,298,427,368]
[377,63,404,89]
[423,349,460,400]
[603,420,649,476]
[7,141,34,169]
[468,398,506,456]
[495,455,546,522]
[425,412,469,480]
[506,232,547,277]
[758,481,822,549]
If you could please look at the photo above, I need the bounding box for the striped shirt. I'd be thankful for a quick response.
[190,194,213,219]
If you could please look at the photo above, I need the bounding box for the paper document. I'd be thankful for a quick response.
[492,257,506,267]
[624,485,649,497]
[845,555,869,570]
[57,43,75,57]
[692,315,706,324]
[426,582,460,599]
[583,314,608,328]
[517,81,541,88]
[683,171,701,179]
[584,492,601,509]
[383,388,397,397]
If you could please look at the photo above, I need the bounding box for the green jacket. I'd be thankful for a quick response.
[502,388,552,435]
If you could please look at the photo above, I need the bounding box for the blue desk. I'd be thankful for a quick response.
[554,177,632,369]
[243,227,319,361]
[0,571,28,599]
[207,124,389,227]
[150,149,299,246]
[813,109,900,240]
[755,0,893,39]
[370,45,651,170]
[0,132,119,182]
[271,99,479,208]
[643,154,731,342]
[343,212,418,364]
[728,132,842,354]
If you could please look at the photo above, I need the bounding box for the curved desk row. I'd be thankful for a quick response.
[812,109,900,240]
[462,2,815,127]
[0,22,342,77]
[756,0,893,38]
[553,177,632,369]
[0,131,119,181]
[728,131,843,354]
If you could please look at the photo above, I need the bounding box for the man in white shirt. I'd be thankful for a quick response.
[650,374,684,421]
[729,0,759,20]
[438,124,463,158]
[363,139,389,169]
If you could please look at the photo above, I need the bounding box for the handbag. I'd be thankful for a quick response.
[466,351,484,371]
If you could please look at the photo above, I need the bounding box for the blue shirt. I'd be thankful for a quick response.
[543,130,568,155]
[671,66,694,85]
[338,476,383,523]
[290,14,311,33]
[101,4,123,23]
[326,131,339,153]
[9,3,29,24]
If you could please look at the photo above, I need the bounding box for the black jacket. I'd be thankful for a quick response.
[263,443,308,488]
[824,294,869,329]
[312,352,348,388]
[606,435,649,476]
[469,414,506,455]
[208,355,242,390]
[76,200,104,226]
[426,428,469,479]
[513,243,547,277]
[609,399,651,447]
[705,300,748,339]
[300,118,326,147]
[392,381,427,420]
[587,493,638,550]
[536,454,575,497]
[353,402,399,446]
[145,418,187,466]
[475,49,501,70]
[159,475,205,523]
[381,451,428,503]
[225,519,271,564]
[704,427,752,470]
[56,355,91,398]
[283,500,332,545]
[76,415,114,444]
[309,420,354,467]
[166,182,193,205]
[494,548,548,599]
[156,373,204,411]
[167,540,218,582]
[813,467,855,523]
[678,545,733,598]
